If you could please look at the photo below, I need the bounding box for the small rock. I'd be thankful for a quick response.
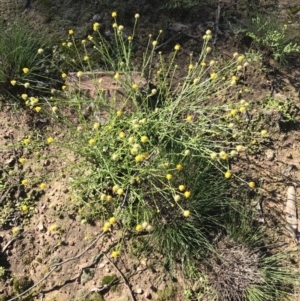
[136,288,143,294]
[69,240,75,246]
[37,221,46,232]
[265,149,275,161]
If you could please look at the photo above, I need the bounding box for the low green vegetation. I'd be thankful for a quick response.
[0,7,299,301]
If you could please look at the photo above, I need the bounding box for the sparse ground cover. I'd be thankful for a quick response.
[1,1,300,301]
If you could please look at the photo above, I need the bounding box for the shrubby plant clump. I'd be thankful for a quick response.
[1,11,299,301]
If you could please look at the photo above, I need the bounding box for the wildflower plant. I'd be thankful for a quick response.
[46,14,291,289]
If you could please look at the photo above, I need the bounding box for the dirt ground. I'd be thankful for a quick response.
[1,0,300,300]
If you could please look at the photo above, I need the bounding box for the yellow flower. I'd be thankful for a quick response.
[136,224,143,231]
[135,13,140,19]
[183,210,190,217]
[186,115,193,122]
[88,35,93,40]
[179,185,185,192]
[114,72,120,80]
[10,80,17,86]
[132,83,138,90]
[174,195,181,202]
[139,118,147,124]
[231,76,238,81]
[135,154,143,162]
[69,29,74,35]
[111,250,120,258]
[40,183,46,190]
[62,85,66,90]
[184,191,191,198]
[24,82,30,88]
[93,122,99,130]
[67,42,72,47]
[184,149,190,156]
[62,42,66,46]
[210,72,217,80]
[239,106,246,113]
[141,136,148,143]
[19,158,26,164]
[112,11,117,18]
[23,67,29,74]
[128,36,133,41]
[52,106,57,113]
[230,109,237,116]
[152,40,158,47]
[12,227,19,235]
[77,71,83,77]
[21,94,28,100]
[83,55,89,61]
[119,131,126,138]
[166,174,172,180]
[117,188,124,195]
[93,22,100,31]
[261,130,268,136]
[62,73,67,78]
[219,151,228,160]
[37,48,44,54]
[118,25,124,31]
[206,47,212,53]
[116,110,122,116]
[224,171,232,179]
[237,55,244,62]
[112,23,117,28]
[21,179,28,185]
[174,44,181,51]
[21,204,28,212]
[210,152,217,160]
[89,139,96,146]
[249,181,255,188]
[188,64,194,70]
[47,136,54,144]
[23,138,30,145]
[34,106,41,112]
[176,164,183,171]
[109,217,117,224]
[82,39,86,44]
[49,224,59,232]
[201,61,206,67]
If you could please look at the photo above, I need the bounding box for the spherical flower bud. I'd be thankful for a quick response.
[93,22,100,31]
[174,44,180,51]
[24,82,30,88]
[176,164,183,171]
[136,224,143,231]
[112,11,117,18]
[23,67,29,74]
[184,191,191,198]
[152,40,158,46]
[77,71,83,77]
[109,217,117,224]
[249,181,255,188]
[174,195,181,202]
[89,139,95,146]
[179,185,185,192]
[166,174,172,180]
[261,130,268,136]
[135,13,140,19]
[224,171,232,179]
[183,210,190,217]
[184,149,190,156]
[141,136,148,143]
[118,25,124,31]
[37,48,44,54]
[69,29,74,35]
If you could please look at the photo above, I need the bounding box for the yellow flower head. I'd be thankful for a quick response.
[128,36,133,41]
[62,73,67,78]
[77,71,83,77]
[93,22,100,31]
[261,130,268,136]
[67,42,72,47]
[183,210,190,217]
[23,67,29,74]
[184,191,191,198]
[114,72,120,80]
[119,131,126,138]
[89,139,96,146]
[117,188,124,195]
[83,55,89,61]
[62,85,66,90]
[23,138,30,145]
[12,227,19,235]
[174,44,181,51]
[249,181,255,188]
[179,185,185,192]
[109,217,117,224]
[21,94,28,100]
[132,83,138,90]
[135,154,143,162]
[176,164,183,171]
[69,29,74,35]
[10,80,17,86]
[140,136,148,143]
[135,13,140,19]
[174,195,181,202]
[111,250,120,258]
[52,106,58,113]
[47,136,54,144]
[88,35,93,40]
[186,115,193,122]
[224,171,232,179]
[34,106,41,113]
[49,224,59,232]
[24,83,30,88]
[37,48,44,54]
[82,39,86,44]
[40,182,46,190]
[19,158,26,164]
[116,110,122,116]
[93,122,99,130]
[210,72,217,80]
[166,174,172,180]
[136,224,143,232]
[112,11,117,18]
[21,204,28,212]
